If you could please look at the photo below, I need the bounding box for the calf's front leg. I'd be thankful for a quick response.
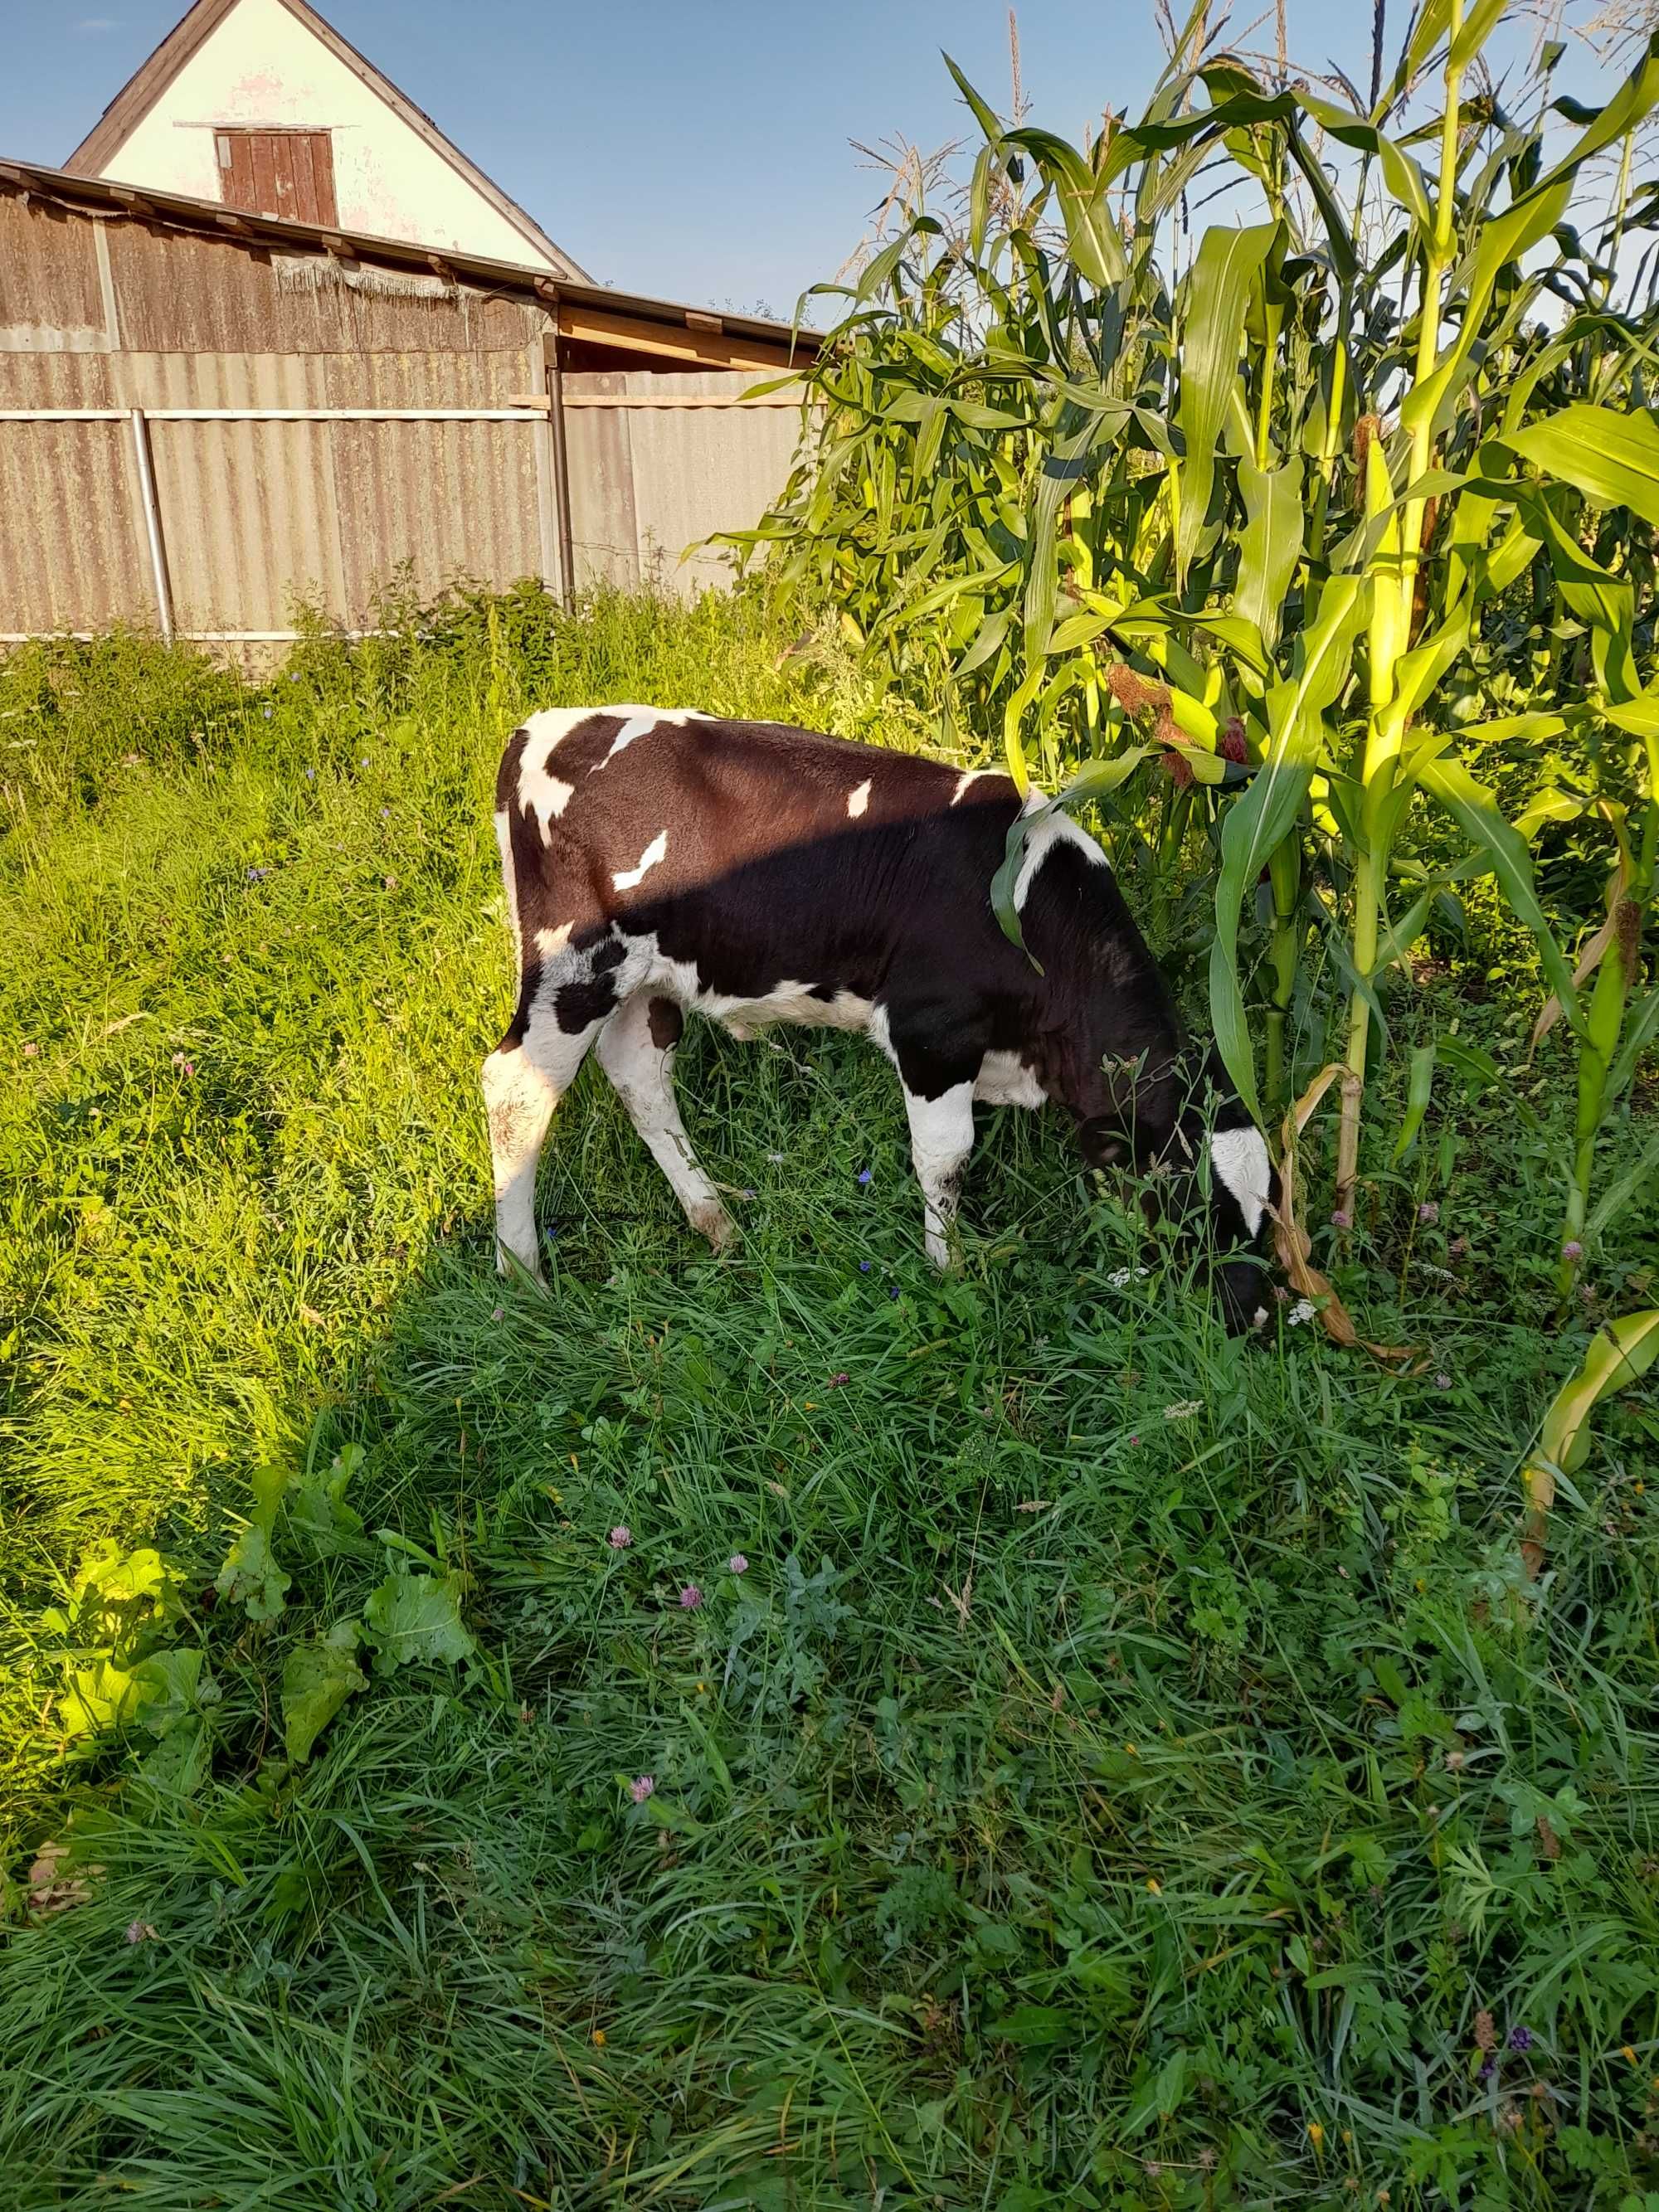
[900,1079,975,1268]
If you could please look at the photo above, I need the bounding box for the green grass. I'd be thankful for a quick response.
[2,588,1658,2210]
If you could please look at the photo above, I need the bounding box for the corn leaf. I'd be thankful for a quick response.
[1416,755,1581,1033]
[1605,688,1659,740]
[1605,987,1659,1107]
[1209,576,1366,1118]
[1503,401,1659,527]
[1175,223,1279,582]
[1392,1042,1438,1164]
[1234,454,1305,650]
[1525,1310,1659,1512]
[1584,1130,1659,1250]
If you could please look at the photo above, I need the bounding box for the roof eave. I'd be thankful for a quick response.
[0,156,820,362]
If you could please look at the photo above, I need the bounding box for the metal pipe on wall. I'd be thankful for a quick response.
[128,408,174,644]
[543,330,576,610]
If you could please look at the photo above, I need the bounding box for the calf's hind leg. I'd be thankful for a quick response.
[483,999,606,1280]
[596,992,733,1249]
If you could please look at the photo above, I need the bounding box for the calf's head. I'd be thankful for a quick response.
[1079,1047,1278,1333]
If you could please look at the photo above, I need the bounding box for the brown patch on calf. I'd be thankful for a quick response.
[648,996,684,1050]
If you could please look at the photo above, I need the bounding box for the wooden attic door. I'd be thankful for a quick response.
[215,129,338,226]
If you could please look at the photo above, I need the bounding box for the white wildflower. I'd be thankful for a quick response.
[1164,1400,1202,1422]
[1287,1297,1317,1326]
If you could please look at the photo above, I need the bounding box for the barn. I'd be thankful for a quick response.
[0,0,815,649]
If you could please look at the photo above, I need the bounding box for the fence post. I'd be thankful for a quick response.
[542,329,575,610]
[128,407,174,644]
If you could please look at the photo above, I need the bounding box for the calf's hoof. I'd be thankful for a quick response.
[494,1241,546,1287]
[689,1202,736,1252]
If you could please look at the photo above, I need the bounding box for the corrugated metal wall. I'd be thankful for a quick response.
[0,193,804,640]
[564,369,802,596]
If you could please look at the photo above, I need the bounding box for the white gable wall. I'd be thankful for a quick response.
[95,0,556,267]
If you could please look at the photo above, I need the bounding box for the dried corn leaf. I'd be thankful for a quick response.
[1270,1063,1414,1361]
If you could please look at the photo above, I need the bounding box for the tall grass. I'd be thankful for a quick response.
[2,590,1657,2205]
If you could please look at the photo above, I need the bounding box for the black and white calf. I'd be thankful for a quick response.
[484,708,1277,1325]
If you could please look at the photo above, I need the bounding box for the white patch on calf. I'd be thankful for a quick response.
[535,921,573,959]
[847,778,872,819]
[519,706,601,754]
[612,830,669,892]
[951,769,998,805]
[712,982,873,1039]
[518,732,576,834]
[593,712,662,770]
[1207,1125,1272,1237]
[1012,794,1110,912]
[493,809,520,955]
[483,997,606,1279]
[974,1051,1047,1108]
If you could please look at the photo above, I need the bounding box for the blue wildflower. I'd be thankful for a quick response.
[857,1168,873,1186]
[1508,2026,1532,2053]
[859,1260,871,1272]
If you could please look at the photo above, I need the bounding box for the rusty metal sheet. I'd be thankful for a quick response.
[146,417,348,632]
[0,195,109,352]
[0,419,147,632]
[320,345,540,408]
[111,350,333,409]
[2,194,800,640]
[563,372,640,591]
[0,348,117,406]
[330,418,542,615]
[105,221,540,359]
[564,370,801,596]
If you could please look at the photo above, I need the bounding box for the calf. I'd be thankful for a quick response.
[484,707,1276,1326]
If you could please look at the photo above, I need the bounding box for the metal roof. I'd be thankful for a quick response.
[0,155,819,367]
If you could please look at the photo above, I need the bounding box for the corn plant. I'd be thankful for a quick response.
[745,2,1659,1271]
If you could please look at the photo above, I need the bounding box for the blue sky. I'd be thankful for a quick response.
[3,2,1624,317]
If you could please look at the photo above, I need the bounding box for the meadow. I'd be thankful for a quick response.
[2,586,1657,2210]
